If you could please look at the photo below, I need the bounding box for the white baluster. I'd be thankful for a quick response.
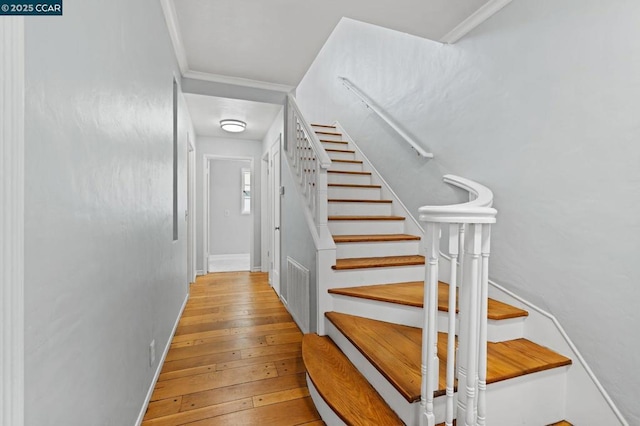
[421,223,439,426]
[477,224,491,426]
[464,224,482,426]
[445,224,460,426]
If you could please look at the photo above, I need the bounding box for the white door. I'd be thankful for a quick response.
[270,137,281,294]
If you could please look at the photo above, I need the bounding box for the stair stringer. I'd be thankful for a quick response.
[332,121,426,242]
[488,281,628,425]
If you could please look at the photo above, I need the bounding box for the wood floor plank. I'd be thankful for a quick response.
[183,397,321,426]
[143,272,320,425]
[329,281,528,320]
[252,387,310,407]
[181,373,307,411]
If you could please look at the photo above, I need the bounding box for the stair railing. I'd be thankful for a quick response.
[418,175,497,426]
[285,94,333,243]
[338,76,434,158]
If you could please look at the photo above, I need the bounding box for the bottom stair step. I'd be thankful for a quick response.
[326,312,572,403]
[302,334,403,426]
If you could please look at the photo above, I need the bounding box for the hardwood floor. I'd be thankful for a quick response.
[142,272,322,426]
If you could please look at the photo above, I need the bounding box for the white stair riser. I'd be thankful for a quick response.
[329,219,405,235]
[330,295,525,342]
[336,240,420,258]
[328,173,371,185]
[316,132,344,142]
[328,186,381,200]
[327,151,356,161]
[322,141,350,149]
[328,202,392,216]
[329,265,424,286]
[325,320,418,426]
[329,162,363,172]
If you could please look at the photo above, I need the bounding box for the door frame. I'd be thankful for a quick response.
[186,134,196,284]
[1,17,25,426]
[202,155,254,273]
[268,135,282,294]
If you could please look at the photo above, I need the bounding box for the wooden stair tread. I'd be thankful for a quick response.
[331,159,362,164]
[302,334,403,426]
[328,281,528,320]
[327,170,371,175]
[326,312,571,403]
[311,124,336,128]
[315,131,342,136]
[329,183,381,189]
[329,215,405,221]
[547,422,573,426]
[333,255,425,270]
[333,234,421,243]
[326,148,356,153]
[320,139,348,144]
[328,199,393,204]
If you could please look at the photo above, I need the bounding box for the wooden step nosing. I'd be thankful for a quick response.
[332,234,421,243]
[315,131,342,136]
[310,124,336,129]
[302,334,403,424]
[328,183,382,189]
[328,215,406,221]
[320,140,348,144]
[332,255,426,270]
[331,159,363,164]
[328,199,393,204]
[327,170,371,175]
[326,149,356,154]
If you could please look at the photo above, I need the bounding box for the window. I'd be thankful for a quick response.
[241,168,251,214]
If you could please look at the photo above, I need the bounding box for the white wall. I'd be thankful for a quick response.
[296,2,640,423]
[209,159,252,255]
[23,1,191,424]
[196,137,263,272]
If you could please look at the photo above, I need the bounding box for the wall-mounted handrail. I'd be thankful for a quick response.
[418,175,496,426]
[338,76,434,159]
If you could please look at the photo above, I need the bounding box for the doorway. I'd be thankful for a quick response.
[268,136,282,295]
[203,156,254,273]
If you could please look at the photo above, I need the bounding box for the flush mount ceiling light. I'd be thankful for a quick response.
[220,119,246,133]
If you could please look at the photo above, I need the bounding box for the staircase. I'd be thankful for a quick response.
[299,123,574,426]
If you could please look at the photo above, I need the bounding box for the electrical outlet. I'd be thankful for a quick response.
[149,339,156,367]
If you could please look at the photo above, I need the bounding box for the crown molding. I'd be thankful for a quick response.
[439,0,512,44]
[183,70,294,93]
[160,0,189,74]
[1,16,25,426]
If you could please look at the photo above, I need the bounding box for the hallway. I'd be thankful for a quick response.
[142,272,323,425]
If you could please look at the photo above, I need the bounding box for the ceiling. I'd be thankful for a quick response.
[169,0,495,141]
[184,93,282,140]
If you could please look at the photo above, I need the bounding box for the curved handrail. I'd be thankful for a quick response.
[287,94,332,169]
[338,77,434,159]
[419,174,497,223]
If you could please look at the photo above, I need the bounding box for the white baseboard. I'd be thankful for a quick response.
[207,254,250,272]
[196,269,205,276]
[251,266,262,272]
[135,293,189,426]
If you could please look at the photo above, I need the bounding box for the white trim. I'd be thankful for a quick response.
[159,0,189,74]
[196,269,205,276]
[251,266,262,273]
[1,17,25,426]
[184,70,294,93]
[439,0,513,44]
[135,293,189,426]
[207,254,251,273]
